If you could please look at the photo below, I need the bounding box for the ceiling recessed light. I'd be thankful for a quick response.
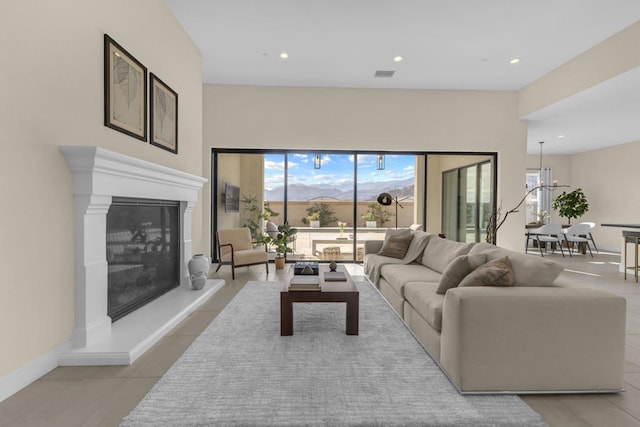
[509,58,520,64]
[279,52,288,59]
[558,135,565,138]
[393,56,403,62]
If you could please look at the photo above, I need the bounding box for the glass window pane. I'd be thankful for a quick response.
[286,153,354,261]
[479,162,492,243]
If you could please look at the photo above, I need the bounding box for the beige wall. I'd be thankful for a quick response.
[0,0,203,380]
[570,140,640,251]
[265,201,415,229]
[527,142,640,252]
[203,85,528,253]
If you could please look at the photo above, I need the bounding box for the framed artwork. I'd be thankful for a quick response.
[224,183,240,213]
[104,34,147,141]
[150,73,178,154]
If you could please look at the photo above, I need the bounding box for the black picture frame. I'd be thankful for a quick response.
[104,34,147,141]
[150,73,178,154]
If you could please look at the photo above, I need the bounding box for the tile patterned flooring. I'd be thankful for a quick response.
[0,252,638,426]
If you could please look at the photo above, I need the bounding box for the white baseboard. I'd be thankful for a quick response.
[0,279,225,403]
[0,341,71,403]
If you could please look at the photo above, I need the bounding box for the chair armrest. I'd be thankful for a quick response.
[218,242,235,259]
[440,286,626,392]
[364,240,384,255]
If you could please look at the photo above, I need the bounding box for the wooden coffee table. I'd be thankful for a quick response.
[280,264,359,336]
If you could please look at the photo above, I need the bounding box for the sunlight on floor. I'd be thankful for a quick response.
[563,269,602,277]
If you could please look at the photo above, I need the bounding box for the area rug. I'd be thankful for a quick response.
[121,278,547,426]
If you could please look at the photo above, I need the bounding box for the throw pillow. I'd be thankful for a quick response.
[458,256,515,288]
[377,234,414,259]
[384,228,411,240]
[436,253,487,294]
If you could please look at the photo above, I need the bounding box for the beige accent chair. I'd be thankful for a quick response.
[215,228,268,279]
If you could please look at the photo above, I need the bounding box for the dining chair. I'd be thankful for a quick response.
[525,225,542,253]
[580,222,599,253]
[563,223,594,257]
[533,223,565,257]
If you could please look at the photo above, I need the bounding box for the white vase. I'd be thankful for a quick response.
[188,254,210,276]
[366,221,377,228]
[190,271,207,290]
[310,220,320,228]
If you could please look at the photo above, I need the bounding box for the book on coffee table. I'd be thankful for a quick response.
[323,271,347,282]
[288,284,321,291]
[290,275,320,285]
[289,275,321,291]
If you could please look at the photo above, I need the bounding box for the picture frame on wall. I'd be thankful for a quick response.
[150,73,178,154]
[104,34,147,141]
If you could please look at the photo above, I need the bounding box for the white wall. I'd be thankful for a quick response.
[0,0,203,392]
[203,85,528,252]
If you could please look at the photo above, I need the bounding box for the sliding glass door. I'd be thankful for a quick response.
[213,150,494,262]
[441,158,494,243]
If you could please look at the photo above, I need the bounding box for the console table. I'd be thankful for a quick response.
[601,224,640,273]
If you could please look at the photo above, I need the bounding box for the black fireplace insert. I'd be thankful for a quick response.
[106,197,180,321]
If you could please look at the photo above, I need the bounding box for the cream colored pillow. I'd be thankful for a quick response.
[436,254,487,294]
[458,256,515,288]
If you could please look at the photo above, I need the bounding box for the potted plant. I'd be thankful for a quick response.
[261,222,298,269]
[362,211,377,228]
[362,203,394,228]
[307,212,321,228]
[301,202,338,228]
[551,188,589,225]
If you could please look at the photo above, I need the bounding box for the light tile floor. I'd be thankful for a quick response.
[0,252,638,426]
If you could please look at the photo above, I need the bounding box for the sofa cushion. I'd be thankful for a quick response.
[469,243,563,286]
[379,263,441,297]
[421,237,474,273]
[404,282,444,331]
[458,256,515,287]
[377,234,414,259]
[436,253,488,294]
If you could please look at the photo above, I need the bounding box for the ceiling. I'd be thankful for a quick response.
[165,0,640,155]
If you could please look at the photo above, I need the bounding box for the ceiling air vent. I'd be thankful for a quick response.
[374,70,395,78]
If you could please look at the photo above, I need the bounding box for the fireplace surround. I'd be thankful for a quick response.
[58,146,223,365]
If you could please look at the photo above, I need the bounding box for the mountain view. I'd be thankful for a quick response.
[263,153,416,201]
[264,177,414,201]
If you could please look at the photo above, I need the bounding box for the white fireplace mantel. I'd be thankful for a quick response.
[58,146,222,365]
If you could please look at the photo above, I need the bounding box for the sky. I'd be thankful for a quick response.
[264,153,415,190]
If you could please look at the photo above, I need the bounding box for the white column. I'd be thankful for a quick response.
[182,200,196,287]
[72,194,112,347]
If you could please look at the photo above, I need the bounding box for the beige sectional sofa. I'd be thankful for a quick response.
[364,231,626,393]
